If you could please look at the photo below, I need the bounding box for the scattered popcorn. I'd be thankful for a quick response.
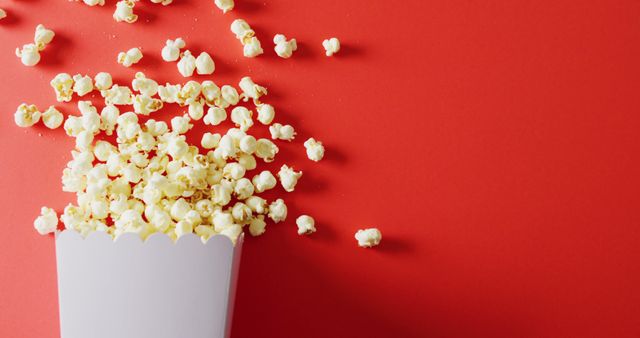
[267,199,287,223]
[256,104,275,125]
[355,228,382,248]
[322,37,341,56]
[113,0,138,23]
[51,73,75,102]
[117,47,143,67]
[177,50,197,77]
[34,24,55,51]
[94,72,113,91]
[296,215,316,235]
[73,74,94,96]
[304,138,325,162]
[230,19,263,58]
[161,38,186,62]
[15,44,41,66]
[278,165,302,192]
[269,123,296,141]
[273,34,297,59]
[214,0,234,13]
[238,77,267,102]
[34,207,59,235]
[195,52,215,75]
[14,103,41,128]
[42,106,64,129]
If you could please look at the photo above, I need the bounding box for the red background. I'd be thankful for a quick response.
[1,1,639,337]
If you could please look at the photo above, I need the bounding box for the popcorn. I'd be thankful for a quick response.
[256,103,275,125]
[248,215,266,236]
[203,107,227,126]
[51,73,74,102]
[195,52,215,75]
[277,165,302,192]
[133,94,163,116]
[79,0,105,6]
[239,135,257,154]
[161,38,186,62]
[188,101,205,120]
[214,0,234,13]
[230,107,254,131]
[255,139,279,162]
[220,85,240,107]
[94,72,113,91]
[355,228,382,248]
[177,51,197,77]
[304,138,325,162]
[113,0,138,23]
[117,47,143,67]
[102,85,133,105]
[34,207,59,235]
[296,215,316,235]
[230,19,263,58]
[273,34,297,59]
[171,115,193,134]
[322,37,341,56]
[34,24,55,51]
[238,77,267,102]
[132,72,159,96]
[201,81,221,104]
[269,123,296,141]
[0,9,6,20]
[267,199,287,223]
[150,0,173,5]
[234,178,255,200]
[201,132,221,149]
[73,74,94,96]
[14,103,41,128]
[252,171,277,193]
[158,83,181,103]
[42,106,64,129]
[15,44,41,66]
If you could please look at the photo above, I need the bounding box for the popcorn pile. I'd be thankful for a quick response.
[24,68,331,244]
[15,24,55,66]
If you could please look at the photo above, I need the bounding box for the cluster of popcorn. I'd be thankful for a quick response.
[15,24,55,66]
[160,39,216,77]
[21,65,329,244]
[230,19,264,58]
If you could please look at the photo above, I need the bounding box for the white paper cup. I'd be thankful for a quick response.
[55,230,243,338]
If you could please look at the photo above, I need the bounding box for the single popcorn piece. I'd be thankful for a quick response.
[252,171,277,193]
[267,199,287,223]
[304,138,325,162]
[16,43,41,67]
[0,9,6,20]
[201,132,221,149]
[230,19,263,58]
[51,73,74,102]
[34,24,55,51]
[278,165,302,192]
[322,37,341,56]
[195,52,215,75]
[114,0,138,23]
[132,72,159,96]
[177,51,197,77]
[94,72,113,91]
[248,215,266,236]
[255,138,279,162]
[296,215,316,235]
[79,0,106,6]
[203,107,227,126]
[230,107,254,131]
[256,104,275,125]
[238,77,267,102]
[42,106,64,129]
[34,207,59,235]
[102,85,133,105]
[72,74,94,96]
[118,47,143,67]
[150,0,173,5]
[214,0,234,13]
[14,104,41,128]
[269,123,296,141]
[355,228,382,248]
[273,34,297,59]
[161,38,186,62]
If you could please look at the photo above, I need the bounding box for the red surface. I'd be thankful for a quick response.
[1,1,639,337]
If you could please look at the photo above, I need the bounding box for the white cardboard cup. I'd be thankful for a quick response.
[55,230,243,338]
